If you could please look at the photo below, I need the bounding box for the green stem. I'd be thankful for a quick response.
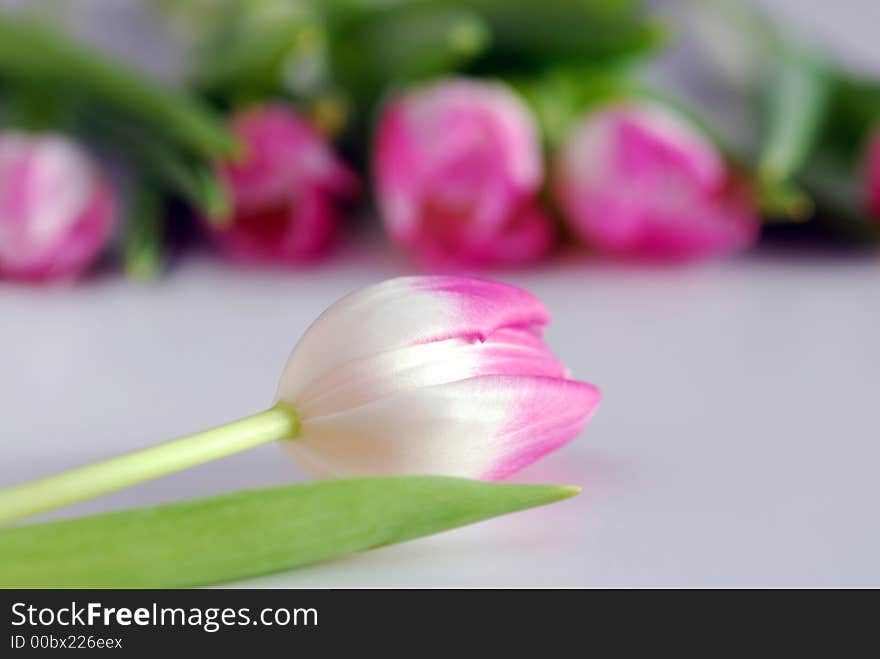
[759,44,829,187]
[0,404,299,526]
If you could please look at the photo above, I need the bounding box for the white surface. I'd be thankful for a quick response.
[2,238,879,587]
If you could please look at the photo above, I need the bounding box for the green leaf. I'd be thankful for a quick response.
[797,151,880,243]
[166,0,325,105]
[0,17,237,159]
[759,44,830,188]
[140,148,229,224]
[0,477,578,588]
[825,73,880,155]
[330,5,490,101]
[323,0,660,113]
[83,112,230,222]
[515,67,638,148]
[460,0,665,73]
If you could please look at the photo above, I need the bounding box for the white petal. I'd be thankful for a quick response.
[282,375,600,479]
[295,327,567,418]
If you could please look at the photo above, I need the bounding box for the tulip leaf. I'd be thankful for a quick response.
[0,17,237,159]
[0,477,578,588]
[797,151,880,244]
[84,112,231,222]
[330,5,490,101]
[759,44,830,191]
[825,73,880,155]
[460,0,665,71]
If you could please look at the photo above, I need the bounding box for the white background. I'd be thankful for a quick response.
[1,1,879,586]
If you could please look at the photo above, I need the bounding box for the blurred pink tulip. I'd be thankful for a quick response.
[0,133,115,281]
[206,106,357,264]
[865,128,880,220]
[554,102,759,261]
[374,78,554,267]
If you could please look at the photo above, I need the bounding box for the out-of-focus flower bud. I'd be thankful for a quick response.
[554,102,759,261]
[0,133,116,281]
[205,106,357,264]
[374,78,555,267]
[864,128,880,220]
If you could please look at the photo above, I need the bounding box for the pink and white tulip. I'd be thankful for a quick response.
[205,105,357,264]
[554,102,759,261]
[0,133,115,281]
[374,78,555,267]
[277,276,600,479]
[864,128,880,220]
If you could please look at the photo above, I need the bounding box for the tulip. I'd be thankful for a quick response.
[0,276,600,523]
[865,128,880,220]
[204,105,357,264]
[0,133,116,281]
[374,78,555,267]
[554,102,759,261]
[278,276,600,478]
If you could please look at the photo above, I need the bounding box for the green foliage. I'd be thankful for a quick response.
[0,477,578,588]
[0,17,237,159]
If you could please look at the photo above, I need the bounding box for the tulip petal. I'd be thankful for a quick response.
[296,327,567,418]
[283,375,600,480]
[865,129,880,219]
[225,106,356,209]
[212,186,338,263]
[469,202,556,266]
[278,276,551,402]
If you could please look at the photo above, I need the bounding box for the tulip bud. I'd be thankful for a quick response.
[0,133,116,281]
[204,106,357,264]
[864,128,880,220]
[374,78,555,267]
[278,276,600,479]
[554,102,759,261]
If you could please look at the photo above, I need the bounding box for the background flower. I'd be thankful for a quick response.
[554,102,759,261]
[203,105,357,265]
[0,133,116,281]
[374,78,555,268]
[865,128,880,220]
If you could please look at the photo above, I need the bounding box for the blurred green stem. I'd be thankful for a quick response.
[124,180,166,280]
[760,45,829,186]
[757,42,830,220]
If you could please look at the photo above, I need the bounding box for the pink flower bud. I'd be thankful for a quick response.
[374,78,555,267]
[206,106,357,264]
[278,276,600,480]
[864,128,880,220]
[0,133,115,281]
[554,103,759,261]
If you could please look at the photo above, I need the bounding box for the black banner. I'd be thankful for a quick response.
[1,589,598,652]
[4,588,859,652]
